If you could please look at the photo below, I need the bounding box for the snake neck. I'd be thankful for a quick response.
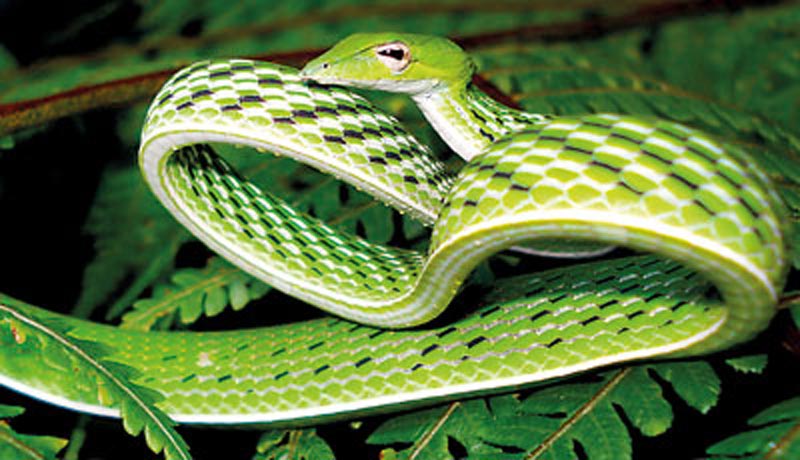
[411,82,549,160]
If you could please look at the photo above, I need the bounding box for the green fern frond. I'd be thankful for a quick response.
[368,361,720,460]
[0,404,67,460]
[725,354,769,374]
[254,429,335,460]
[0,299,191,460]
[75,166,190,320]
[120,257,270,331]
[707,397,800,460]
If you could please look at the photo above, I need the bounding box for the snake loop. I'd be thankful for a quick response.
[0,52,789,425]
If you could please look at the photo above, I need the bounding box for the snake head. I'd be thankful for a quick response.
[300,33,475,95]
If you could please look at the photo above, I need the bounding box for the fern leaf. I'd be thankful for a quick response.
[368,361,721,459]
[0,405,67,460]
[0,300,191,460]
[254,429,335,460]
[75,166,190,319]
[707,397,800,460]
[120,257,270,331]
[725,355,769,374]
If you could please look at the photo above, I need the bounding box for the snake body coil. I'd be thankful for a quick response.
[0,34,788,426]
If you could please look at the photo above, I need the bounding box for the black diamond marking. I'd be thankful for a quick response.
[628,311,644,319]
[311,267,323,276]
[272,347,286,357]
[355,270,367,279]
[479,306,500,318]
[466,336,486,348]
[619,284,639,294]
[546,338,563,348]
[385,151,401,161]
[343,129,365,140]
[275,371,289,380]
[236,344,250,351]
[157,93,173,106]
[531,310,550,322]
[273,117,295,124]
[640,147,672,165]
[267,234,281,245]
[239,95,264,103]
[308,341,324,351]
[620,181,643,195]
[644,293,663,302]
[687,145,717,164]
[718,171,745,190]
[172,73,191,83]
[336,104,358,114]
[302,251,317,262]
[591,160,622,173]
[511,183,530,192]
[581,316,600,326]
[323,134,346,144]
[640,258,662,268]
[292,109,318,119]
[314,365,330,375]
[398,148,413,157]
[655,127,689,143]
[479,128,495,142]
[596,275,616,284]
[618,327,631,334]
[464,200,478,207]
[379,126,395,135]
[369,156,388,165]
[210,71,233,78]
[470,109,488,124]
[258,77,282,85]
[584,121,612,130]
[162,355,177,362]
[693,198,715,216]
[362,127,381,137]
[564,145,593,155]
[181,374,196,383]
[525,286,546,297]
[191,89,213,99]
[549,293,568,303]
[610,132,644,145]
[369,329,387,339]
[403,176,419,184]
[222,104,242,111]
[218,375,232,383]
[176,101,194,111]
[410,363,424,372]
[669,172,698,190]
[664,264,683,274]
[539,135,566,142]
[492,171,513,180]
[671,300,688,311]
[315,106,338,115]
[478,164,495,171]
[598,299,619,309]
[421,344,439,356]
[355,357,372,367]
[437,327,456,338]
[231,64,255,71]
[738,197,760,218]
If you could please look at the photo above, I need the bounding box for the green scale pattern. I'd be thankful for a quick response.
[0,59,789,425]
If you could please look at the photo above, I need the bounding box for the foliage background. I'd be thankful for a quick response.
[0,0,799,459]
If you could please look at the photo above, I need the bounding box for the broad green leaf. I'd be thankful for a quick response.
[254,429,335,460]
[707,397,800,460]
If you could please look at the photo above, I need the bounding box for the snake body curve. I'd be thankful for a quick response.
[0,41,789,426]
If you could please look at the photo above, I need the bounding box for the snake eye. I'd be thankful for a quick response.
[375,42,411,73]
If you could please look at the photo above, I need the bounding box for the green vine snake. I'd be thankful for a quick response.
[0,33,789,426]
